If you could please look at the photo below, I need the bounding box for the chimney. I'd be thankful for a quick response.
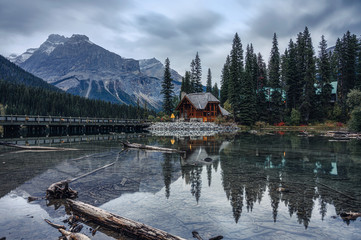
[181,92,186,100]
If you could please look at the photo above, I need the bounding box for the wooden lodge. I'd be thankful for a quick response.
[175,92,230,122]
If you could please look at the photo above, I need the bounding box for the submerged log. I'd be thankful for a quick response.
[66,199,187,240]
[0,141,77,151]
[47,149,125,199]
[122,141,185,154]
[44,219,66,230]
[59,229,91,240]
[46,180,78,199]
[340,211,361,221]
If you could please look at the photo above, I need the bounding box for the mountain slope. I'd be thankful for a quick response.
[11,34,182,110]
[0,54,60,91]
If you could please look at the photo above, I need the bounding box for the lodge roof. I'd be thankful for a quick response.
[176,92,230,116]
[185,92,219,110]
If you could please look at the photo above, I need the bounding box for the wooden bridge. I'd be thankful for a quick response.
[0,115,151,138]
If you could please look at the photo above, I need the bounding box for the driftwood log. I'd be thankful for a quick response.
[122,141,185,154]
[340,211,361,221]
[46,150,125,199]
[66,199,187,240]
[46,180,78,199]
[0,141,77,151]
[59,229,91,240]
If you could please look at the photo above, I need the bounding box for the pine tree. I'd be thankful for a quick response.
[256,53,268,121]
[206,68,212,92]
[286,39,302,111]
[240,44,257,125]
[317,35,332,120]
[356,40,361,90]
[299,27,317,123]
[194,52,203,92]
[190,59,196,93]
[212,82,219,99]
[184,71,192,93]
[220,55,230,105]
[268,33,283,123]
[335,31,358,120]
[161,58,174,115]
[229,33,244,121]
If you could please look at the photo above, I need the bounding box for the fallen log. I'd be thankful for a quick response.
[44,219,66,230]
[0,141,77,151]
[46,180,78,199]
[46,150,125,199]
[122,141,185,154]
[340,211,361,221]
[59,229,91,240]
[66,199,187,240]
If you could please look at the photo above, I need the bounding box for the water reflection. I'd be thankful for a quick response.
[175,133,361,228]
[1,133,361,239]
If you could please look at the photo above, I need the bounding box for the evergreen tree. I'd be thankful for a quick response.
[220,55,230,105]
[193,52,203,92]
[268,33,283,123]
[356,40,361,90]
[240,44,257,125]
[228,33,244,121]
[185,71,191,93]
[212,82,219,99]
[317,35,332,120]
[256,53,268,121]
[206,68,212,92]
[161,58,174,115]
[299,27,317,123]
[190,59,196,93]
[285,39,301,111]
[180,76,185,98]
[335,31,358,120]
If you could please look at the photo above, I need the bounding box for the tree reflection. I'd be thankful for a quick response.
[177,133,361,226]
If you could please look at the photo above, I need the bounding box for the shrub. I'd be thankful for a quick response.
[348,107,361,132]
[290,108,301,125]
[255,121,266,128]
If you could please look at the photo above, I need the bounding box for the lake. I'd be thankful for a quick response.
[0,132,361,240]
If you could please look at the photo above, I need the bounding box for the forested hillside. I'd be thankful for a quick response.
[0,55,153,118]
[0,55,60,91]
[0,80,153,118]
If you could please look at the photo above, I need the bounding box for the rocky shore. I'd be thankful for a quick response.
[147,121,238,136]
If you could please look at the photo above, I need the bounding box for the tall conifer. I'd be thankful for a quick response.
[268,33,283,123]
[317,35,332,119]
[229,33,244,121]
[220,55,230,105]
[206,68,212,92]
[161,58,174,115]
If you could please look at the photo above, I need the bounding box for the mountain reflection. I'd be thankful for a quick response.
[172,133,361,227]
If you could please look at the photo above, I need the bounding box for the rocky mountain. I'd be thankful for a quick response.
[10,34,182,110]
[139,58,182,82]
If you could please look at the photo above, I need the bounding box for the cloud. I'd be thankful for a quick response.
[1,0,360,85]
[0,0,133,35]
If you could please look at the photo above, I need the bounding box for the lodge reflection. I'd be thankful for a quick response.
[170,133,361,228]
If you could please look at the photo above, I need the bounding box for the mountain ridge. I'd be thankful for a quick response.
[9,34,182,110]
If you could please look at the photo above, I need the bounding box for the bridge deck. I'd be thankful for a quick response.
[0,115,151,127]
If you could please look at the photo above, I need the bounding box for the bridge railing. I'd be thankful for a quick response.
[0,115,151,125]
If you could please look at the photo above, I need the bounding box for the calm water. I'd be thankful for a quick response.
[1,133,361,240]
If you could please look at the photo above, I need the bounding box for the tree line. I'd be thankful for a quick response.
[0,80,154,119]
[0,54,155,119]
[161,27,361,129]
[220,27,361,126]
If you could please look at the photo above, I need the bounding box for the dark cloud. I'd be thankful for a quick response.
[1,0,360,84]
[0,0,133,35]
[135,13,179,39]
[247,0,361,40]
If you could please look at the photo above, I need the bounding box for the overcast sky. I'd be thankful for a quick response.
[1,0,360,85]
